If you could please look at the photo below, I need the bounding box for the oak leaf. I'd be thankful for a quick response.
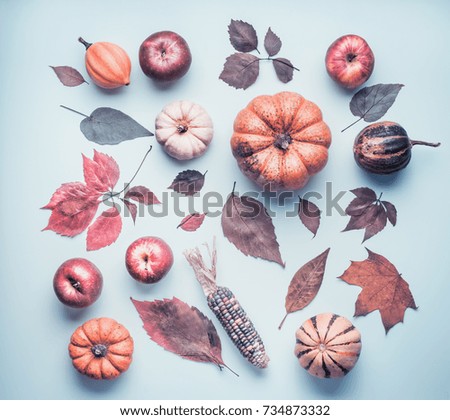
[338,249,417,333]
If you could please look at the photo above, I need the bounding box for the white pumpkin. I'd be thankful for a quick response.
[155,100,214,160]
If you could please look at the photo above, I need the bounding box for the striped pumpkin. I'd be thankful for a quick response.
[295,313,361,378]
[353,121,440,174]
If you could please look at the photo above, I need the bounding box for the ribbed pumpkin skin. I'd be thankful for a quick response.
[155,100,214,160]
[231,92,332,191]
[85,42,131,89]
[68,317,134,380]
[295,313,361,379]
[353,121,412,174]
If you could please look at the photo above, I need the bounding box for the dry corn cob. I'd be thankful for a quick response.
[184,239,269,369]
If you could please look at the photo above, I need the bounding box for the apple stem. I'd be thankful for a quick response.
[410,140,441,148]
[341,117,363,132]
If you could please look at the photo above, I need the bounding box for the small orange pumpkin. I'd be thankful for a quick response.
[79,37,131,89]
[231,92,332,190]
[295,313,361,379]
[69,317,134,380]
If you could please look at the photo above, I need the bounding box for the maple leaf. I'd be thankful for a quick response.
[343,187,397,242]
[338,249,417,333]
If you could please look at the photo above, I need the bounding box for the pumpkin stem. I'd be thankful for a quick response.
[91,344,108,358]
[410,140,441,148]
[78,37,92,50]
[274,133,292,150]
[177,125,188,134]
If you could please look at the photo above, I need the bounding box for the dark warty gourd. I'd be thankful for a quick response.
[353,121,440,174]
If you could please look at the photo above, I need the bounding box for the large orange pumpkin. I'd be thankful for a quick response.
[231,92,332,190]
[68,317,134,380]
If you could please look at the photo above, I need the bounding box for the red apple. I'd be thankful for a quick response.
[125,236,174,284]
[325,34,374,89]
[53,258,103,308]
[139,31,192,82]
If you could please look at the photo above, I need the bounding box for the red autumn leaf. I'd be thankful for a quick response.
[177,213,206,232]
[42,182,100,237]
[86,207,122,251]
[83,150,120,193]
[338,249,417,333]
[122,199,138,224]
[125,186,161,205]
[41,182,95,210]
[131,297,229,371]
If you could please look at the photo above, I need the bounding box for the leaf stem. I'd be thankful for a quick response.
[104,146,152,202]
[231,181,237,195]
[278,313,288,330]
[260,57,300,71]
[341,117,363,133]
[60,105,89,118]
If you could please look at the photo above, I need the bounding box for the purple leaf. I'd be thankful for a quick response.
[50,66,87,87]
[272,58,294,83]
[168,170,206,196]
[350,187,377,202]
[346,197,373,216]
[219,53,260,90]
[228,19,258,53]
[382,201,397,226]
[123,199,138,224]
[298,197,321,237]
[264,27,282,56]
[363,205,387,242]
[86,207,122,251]
[125,186,161,205]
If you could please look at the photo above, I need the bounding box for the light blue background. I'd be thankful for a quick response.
[0,0,449,400]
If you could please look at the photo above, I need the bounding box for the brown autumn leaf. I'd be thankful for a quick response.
[221,186,284,267]
[343,187,397,242]
[298,197,321,237]
[168,170,207,196]
[338,249,417,333]
[131,297,234,372]
[50,65,88,87]
[279,248,330,329]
